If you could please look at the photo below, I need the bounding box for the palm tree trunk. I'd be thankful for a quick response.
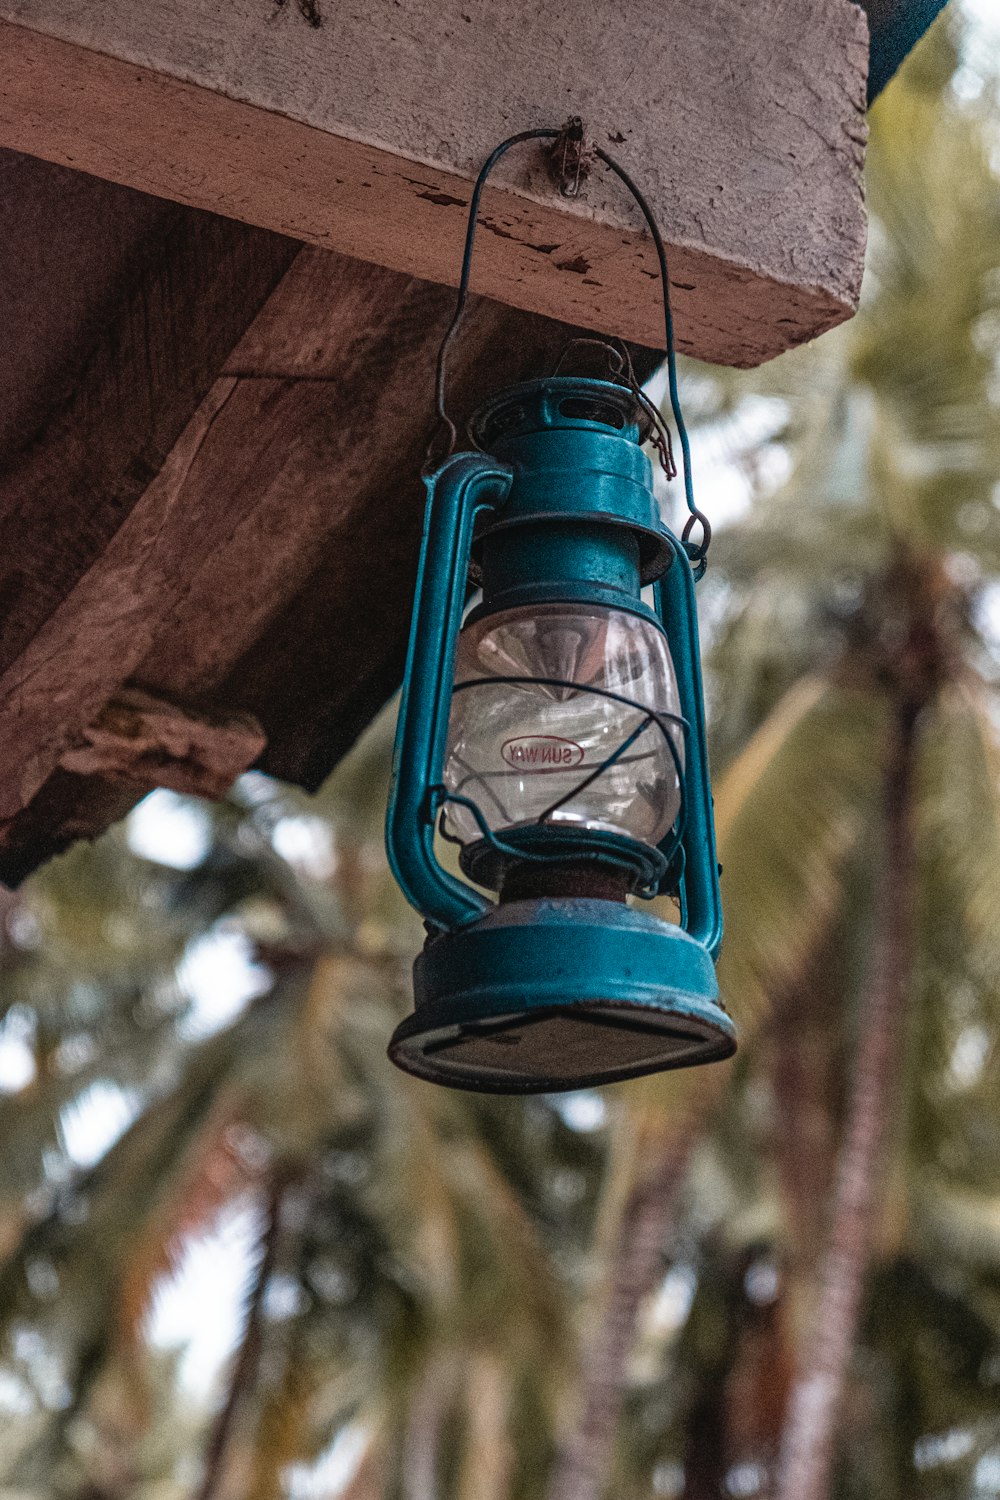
[773,701,917,1500]
[402,1348,459,1500]
[195,1173,290,1500]
[456,1350,512,1500]
[546,1105,711,1500]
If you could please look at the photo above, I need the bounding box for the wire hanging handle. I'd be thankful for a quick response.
[425,120,712,573]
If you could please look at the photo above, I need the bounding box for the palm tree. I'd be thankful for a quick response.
[546,16,1000,1500]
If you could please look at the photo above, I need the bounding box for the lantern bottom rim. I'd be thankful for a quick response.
[388,897,735,1094]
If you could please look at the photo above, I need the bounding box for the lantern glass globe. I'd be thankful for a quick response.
[442,602,684,853]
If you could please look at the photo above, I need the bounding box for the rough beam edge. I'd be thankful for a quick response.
[0,17,863,368]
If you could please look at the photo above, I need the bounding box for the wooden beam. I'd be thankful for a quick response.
[0,170,297,686]
[0,1,869,366]
[0,151,166,459]
[0,771,146,887]
[0,153,295,878]
[0,234,651,882]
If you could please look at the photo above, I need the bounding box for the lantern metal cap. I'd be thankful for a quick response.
[388,897,735,1094]
[468,375,671,586]
[470,374,644,449]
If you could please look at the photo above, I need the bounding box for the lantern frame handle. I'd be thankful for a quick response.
[387,452,514,931]
[655,532,723,960]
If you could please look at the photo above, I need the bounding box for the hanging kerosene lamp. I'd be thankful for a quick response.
[385,126,735,1092]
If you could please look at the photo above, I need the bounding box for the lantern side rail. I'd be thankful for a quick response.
[655,531,723,960]
[386,452,514,932]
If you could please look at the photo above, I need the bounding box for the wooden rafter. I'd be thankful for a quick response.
[0,160,653,883]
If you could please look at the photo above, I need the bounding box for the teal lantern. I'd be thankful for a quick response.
[385,127,736,1092]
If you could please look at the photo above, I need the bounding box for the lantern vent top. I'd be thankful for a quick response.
[470,375,645,451]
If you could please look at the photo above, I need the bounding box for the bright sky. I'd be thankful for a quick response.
[964,0,1000,39]
[144,1198,264,1403]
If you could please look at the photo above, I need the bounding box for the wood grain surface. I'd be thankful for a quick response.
[0,1,869,364]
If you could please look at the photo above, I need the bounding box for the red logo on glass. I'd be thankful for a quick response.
[501,735,585,771]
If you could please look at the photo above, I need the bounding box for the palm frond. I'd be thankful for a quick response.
[912,1178,1000,1272]
[915,681,1000,972]
[714,675,886,1035]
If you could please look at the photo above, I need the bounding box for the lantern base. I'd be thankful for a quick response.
[388,898,735,1093]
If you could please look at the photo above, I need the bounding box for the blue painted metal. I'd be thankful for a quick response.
[655,534,724,961]
[389,900,736,1093]
[470,378,670,589]
[386,452,513,931]
[385,376,734,1091]
[867,0,951,101]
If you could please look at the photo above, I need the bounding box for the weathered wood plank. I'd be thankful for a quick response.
[0,375,249,823]
[0,1,869,365]
[0,257,460,796]
[0,199,297,682]
[0,771,148,887]
[59,688,266,799]
[0,239,651,881]
[137,260,460,699]
[0,150,165,459]
[0,155,295,872]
